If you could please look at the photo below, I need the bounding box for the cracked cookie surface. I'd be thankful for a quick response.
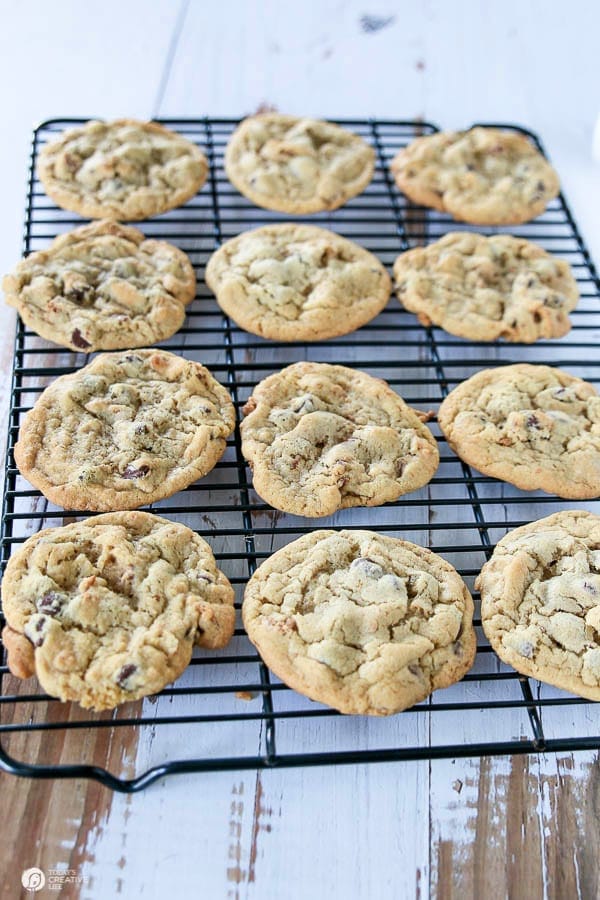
[477,510,600,700]
[243,529,476,715]
[437,364,600,499]
[15,349,235,511]
[225,114,375,213]
[205,223,391,341]
[38,119,208,220]
[3,220,196,352]
[391,127,559,225]
[1,511,235,709]
[393,232,578,343]
[240,362,439,517]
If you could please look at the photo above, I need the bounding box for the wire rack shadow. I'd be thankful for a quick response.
[1,117,600,793]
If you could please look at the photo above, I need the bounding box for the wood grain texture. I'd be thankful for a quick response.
[0,2,600,899]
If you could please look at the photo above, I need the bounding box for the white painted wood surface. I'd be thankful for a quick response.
[1,2,600,898]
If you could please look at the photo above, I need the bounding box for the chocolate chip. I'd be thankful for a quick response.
[37,591,64,616]
[33,616,47,647]
[350,557,385,579]
[116,663,137,687]
[291,395,316,415]
[67,285,94,306]
[526,414,540,429]
[121,464,150,480]
[543,295,563,308]
[526,278,535,288]
[71,328,91,349]
[537,180,545,191]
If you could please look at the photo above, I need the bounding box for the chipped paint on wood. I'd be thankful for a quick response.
[431,753,599,900]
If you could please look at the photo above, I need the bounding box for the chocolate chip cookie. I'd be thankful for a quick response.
[38,119,208,220]
[437,364,600,499]
[205,223,391,341]
[391,127,560,225]
[15,349,235,511]
[1,511,235,709]
[477,510,600,700]
[241,362,439,517]
[225,114,375,213]
[243,529,476,715]
[3,220,196,352]
[393,232,579,342]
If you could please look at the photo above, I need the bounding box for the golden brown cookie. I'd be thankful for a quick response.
[437,364,600,499]
[393,232,578,343]
[477,510,600,700]
[391,127,560,225]
[1,511,235,710]
[205,223,390,341]
[243,529,476,715]
[3,220,196,352]
[225,114,375,213]
[38,119,208,219]
[240,362,439,517]
[15,349,235,511]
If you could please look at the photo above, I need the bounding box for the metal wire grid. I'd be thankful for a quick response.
[1,117,599,793]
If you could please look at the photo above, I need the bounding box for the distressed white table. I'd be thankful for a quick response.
[1,3,600,898]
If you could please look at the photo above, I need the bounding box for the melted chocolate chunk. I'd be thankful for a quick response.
[291,395,316,415]
[36,591,65,616]
[121,464,150,480]
[33,616,47,647]
[116,663,137,687]
[350,557,384,579]
[67,285,95,306]
[71,328,91,349]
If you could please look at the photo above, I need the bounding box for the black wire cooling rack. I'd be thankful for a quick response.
[1,117,600,793]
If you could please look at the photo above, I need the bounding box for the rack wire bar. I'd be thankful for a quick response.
[1,118,599,792]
